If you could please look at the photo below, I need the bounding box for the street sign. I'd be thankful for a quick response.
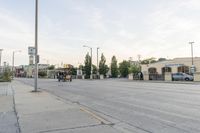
[190,65,196,74]
[29,56,34,65]
[37,55,40,63]
[165,64,184,67]
[28,47,35,55]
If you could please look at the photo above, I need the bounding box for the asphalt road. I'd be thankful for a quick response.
[17,78,200,133]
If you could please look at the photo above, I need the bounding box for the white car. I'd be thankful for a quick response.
[172,73,193,81]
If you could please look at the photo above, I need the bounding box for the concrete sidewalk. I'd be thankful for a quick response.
[0,83,20,133]
[12,81,119,133]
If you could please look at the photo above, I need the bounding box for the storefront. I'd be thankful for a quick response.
[141,57,200,75]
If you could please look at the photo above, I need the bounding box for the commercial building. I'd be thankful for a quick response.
[15,64,50,78]
[141,57,200,81]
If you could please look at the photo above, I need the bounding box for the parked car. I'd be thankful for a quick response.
[172,73,193,81]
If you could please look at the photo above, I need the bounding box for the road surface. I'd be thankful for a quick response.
[17,78,200,133]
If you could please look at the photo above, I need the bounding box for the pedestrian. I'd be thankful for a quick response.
[140,72,143,80]
[138,72,141,80]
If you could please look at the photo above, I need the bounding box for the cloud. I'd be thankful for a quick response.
[1,0,200,67]
[136,0,200,59]
[0,8,34,65]
[89,8,107,33]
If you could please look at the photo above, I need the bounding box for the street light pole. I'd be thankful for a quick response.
[83,45,93,79]
[97,47,100,77]
[189,42,194,65]
[138,54,141,72]
[34,0,39,92]
[12,50,21,78]
[90,47,92,79]
[0,49,3,67]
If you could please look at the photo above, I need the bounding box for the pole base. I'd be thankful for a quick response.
[31,90,42,93]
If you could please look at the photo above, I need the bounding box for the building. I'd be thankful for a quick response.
[15,66,26,77]
[141,57,200,81]
[141,57,200,75]
[15,64,50,78]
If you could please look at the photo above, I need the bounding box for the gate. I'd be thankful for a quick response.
[149,74,164,81]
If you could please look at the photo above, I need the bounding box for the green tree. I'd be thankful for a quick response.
[71,67,77,75]
[158,58,167,62]
[2,67,11,82]
[141,57,157,64]
[128,65,140,74]
[92,65,97,74]
[48,65,55,70]
[99,54,109,76]
[119,60,130,77]
[84,53,91,79]
[111,56,118,78]
[38,71,47,77]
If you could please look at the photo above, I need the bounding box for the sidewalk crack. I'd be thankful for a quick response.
[11,85,21,133]
[39,123,104,133]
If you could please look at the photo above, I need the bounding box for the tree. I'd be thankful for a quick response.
[92,65,97,74]
[119,60,130,77]
[128,65,140,74]
[38,71,47,77]
[111,56,118,78]
[71,67,77,75]
[48,65,55,70]
[158,58,167,62]
[84,53,91,79]
[99,53,109,76]
[141,57,157,64]
[2,67,11,82]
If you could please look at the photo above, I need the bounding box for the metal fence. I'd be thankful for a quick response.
[133,74,141,80]
[149,74,164,81]
[0,72,3,79]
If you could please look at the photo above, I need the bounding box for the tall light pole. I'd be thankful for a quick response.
[0,49,3,67]
[12,50,21,78]
[97,47,100,77]
[189,42,195,65]
[83,45,93,79]
[34,0,39,92]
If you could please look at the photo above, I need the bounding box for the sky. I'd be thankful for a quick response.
[0,0,200,67]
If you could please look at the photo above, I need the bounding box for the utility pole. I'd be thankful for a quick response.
[91,48,92,79]
[138,54,141,62]
[34,0,39,92]
[12,50,21,78]
[0,49,3,67]
[189,42,194,65]
[97,47,100,76]
[138,54,141,71]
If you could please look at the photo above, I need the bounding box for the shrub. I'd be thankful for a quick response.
[1,67,12,82]
[38,71,47,77]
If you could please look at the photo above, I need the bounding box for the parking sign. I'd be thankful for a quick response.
[28,47,35,55]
